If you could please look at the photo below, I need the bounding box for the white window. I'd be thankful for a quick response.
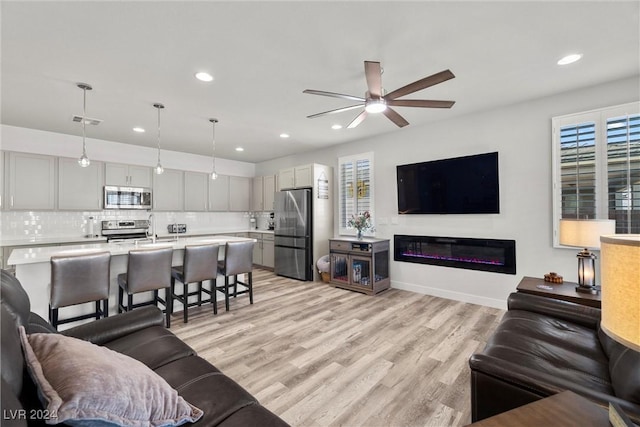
[338,152,374,236]
[552,102,640,246]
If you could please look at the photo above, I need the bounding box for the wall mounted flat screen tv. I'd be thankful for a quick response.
[397,152,499,214]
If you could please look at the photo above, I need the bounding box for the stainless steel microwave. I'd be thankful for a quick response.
[104,186,152,210]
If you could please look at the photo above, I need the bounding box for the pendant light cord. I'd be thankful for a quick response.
[82,86,87,156]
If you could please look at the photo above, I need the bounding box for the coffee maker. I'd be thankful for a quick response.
[267,212,275,230]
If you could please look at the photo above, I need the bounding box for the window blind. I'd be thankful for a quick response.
[338,153,374,235]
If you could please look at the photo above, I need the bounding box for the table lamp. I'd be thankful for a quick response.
[559,219,616,294]
[600,234,640,352]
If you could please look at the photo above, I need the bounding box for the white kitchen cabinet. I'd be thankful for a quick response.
[184,171,208,212]
[278,165,312,190]
[229,176,250,212]
[251,176,263,211]
[208,175,229,211]
[0,152,4,210]
[7,152,56,210]
[262,233,274,268]
[153,169,184,211]
[58,157,103,210]
[105,163,152,188]
[250,232,263,265]
[278,168,295,190]
[263,175,276,212]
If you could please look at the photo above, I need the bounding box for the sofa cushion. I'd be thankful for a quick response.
[483,310,613,395]
[1,270,31,327]
[155,356,260,426]
[599,326,640,403]
[103,325,195,370]
[19,327,203,427]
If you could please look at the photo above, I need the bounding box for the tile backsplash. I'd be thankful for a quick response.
[1,210,272,238]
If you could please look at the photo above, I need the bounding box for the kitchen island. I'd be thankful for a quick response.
[8,235,255,326]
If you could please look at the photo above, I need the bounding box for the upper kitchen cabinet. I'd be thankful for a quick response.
[153,169,184,211]
[278,165,312,190]
[6,152,56,210]
[263,174,276,211]
[208,174,229,211]
[184,171,208,212]
[229,176,250,211]
[105,163,152,188]
[0,152,4,209]
[251,176,263,211]
[58,157,104,210]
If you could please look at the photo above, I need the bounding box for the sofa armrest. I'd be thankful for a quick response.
[507,292,600,328]
[61,306,165,345]
[469,353,640,422]
[26,312,57,334]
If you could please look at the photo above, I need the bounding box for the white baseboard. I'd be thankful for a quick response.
[391,280,507,310]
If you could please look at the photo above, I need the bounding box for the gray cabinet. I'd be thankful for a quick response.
[263,175,276,212]
[250,232,263,265]
[105,163,151,187]
[251,176,263,211]
[208,175,229,211]
[229,176,250,211]
[58,157,103,210]
[184,171,208,212]
[278,165,312,190]
[153,169,184,211]
[262,233,274,268]
[7,152,56,210]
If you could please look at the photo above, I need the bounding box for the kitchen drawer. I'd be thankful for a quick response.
[262,233,274,241]
[249,232,263,240]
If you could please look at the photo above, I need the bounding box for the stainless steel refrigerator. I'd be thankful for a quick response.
[274,189,313,281]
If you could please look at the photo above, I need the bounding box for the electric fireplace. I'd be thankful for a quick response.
[394,234,516,274]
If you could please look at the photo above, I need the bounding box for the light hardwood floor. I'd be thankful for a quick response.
[170,268,505,427]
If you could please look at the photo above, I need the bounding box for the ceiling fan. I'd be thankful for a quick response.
[303,61,455,128]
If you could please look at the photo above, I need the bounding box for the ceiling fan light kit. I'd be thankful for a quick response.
[304,60,455,128]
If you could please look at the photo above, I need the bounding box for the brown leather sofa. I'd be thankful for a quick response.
[469,292,640,423]
[0,269,289,427]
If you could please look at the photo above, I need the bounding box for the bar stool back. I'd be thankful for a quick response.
[49,251,111,330]
[215,240,254,314]
[171,243,219,324]
[117,246,173,327]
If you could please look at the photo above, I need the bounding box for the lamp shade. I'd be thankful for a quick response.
[600,234,640,352]
[559,219,616,249]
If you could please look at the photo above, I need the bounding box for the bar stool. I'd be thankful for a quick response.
[171,243,219,324]
[49,251,111,330]
[118,246,173,327]
[215,240,254,314]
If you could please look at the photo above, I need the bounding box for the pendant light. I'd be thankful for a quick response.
[77,83,92,167]
[209,118,219,180]
[153,103,165,175]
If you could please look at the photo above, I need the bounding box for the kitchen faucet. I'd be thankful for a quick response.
[147,213,156,243]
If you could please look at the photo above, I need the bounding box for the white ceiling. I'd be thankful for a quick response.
[2,1,638,163]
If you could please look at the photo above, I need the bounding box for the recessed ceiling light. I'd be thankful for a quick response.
[557,54,583,66]
[235,147,244,152]
[331,124,343,130]
[280,133,290,138]
[132,127,145,133]
[195,72,214,82]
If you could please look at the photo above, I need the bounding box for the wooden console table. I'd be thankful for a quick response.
[467,391,609,427]
[516,276,601,309]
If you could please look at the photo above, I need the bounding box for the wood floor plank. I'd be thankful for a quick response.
[170,268,504,427]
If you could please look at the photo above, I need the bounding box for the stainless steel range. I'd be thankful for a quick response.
[101,220,150,242]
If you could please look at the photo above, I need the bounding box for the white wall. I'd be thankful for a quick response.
[256,76,639,308]
[0,125,255,177]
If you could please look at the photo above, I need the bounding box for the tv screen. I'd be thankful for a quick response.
[396,152,499,214]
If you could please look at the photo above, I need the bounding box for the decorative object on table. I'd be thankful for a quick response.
[600,234,640,424]
[558,218,616,294]
[348,210,374,240]
[543,272,563,284]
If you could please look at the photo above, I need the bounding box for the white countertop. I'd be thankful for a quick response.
[7,235,255,266]
[0,235,108,247]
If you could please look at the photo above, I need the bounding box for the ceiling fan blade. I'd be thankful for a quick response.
[303,89,365,102]
[383,107,409,128]
[387,99,455,109]
[364,61,383,98]
[307,104,364,119]
[385,69,455,100]
[347,110,368,129]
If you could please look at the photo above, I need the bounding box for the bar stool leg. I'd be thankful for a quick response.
[103,298,109,318]
[127,294,133,312]
[165,287,171,328]
[198,282,203,306]
[118,287,124,313]
[183,282,188,324]
[224,276,230,312]
[248,272,253,304]
[213,279,218,315]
